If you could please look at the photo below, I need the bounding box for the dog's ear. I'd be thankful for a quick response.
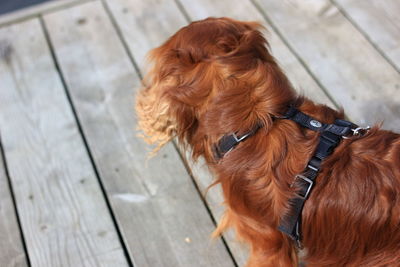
[136,19,229,154]
[135,38,210,154]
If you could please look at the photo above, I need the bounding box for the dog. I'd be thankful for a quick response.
[136,17,400,267]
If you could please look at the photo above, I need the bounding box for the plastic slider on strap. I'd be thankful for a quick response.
[324,124,352,136]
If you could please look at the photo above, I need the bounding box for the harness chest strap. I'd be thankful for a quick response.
[213,106,366,247]
[277,107,357,247]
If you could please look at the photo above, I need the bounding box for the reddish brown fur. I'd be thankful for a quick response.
[136,17,400,266]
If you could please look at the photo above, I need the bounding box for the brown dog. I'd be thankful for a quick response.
[136,17,400,267]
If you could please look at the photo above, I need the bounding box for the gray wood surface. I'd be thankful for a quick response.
[0,143,28,267]
[254,0,400,130]
[0,18,128,267]
[1,0,399,266]
[105,0,188,71]
[43,1,234,266]
[334,0,400,71]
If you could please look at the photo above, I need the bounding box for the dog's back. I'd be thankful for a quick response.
[301,127,400,266]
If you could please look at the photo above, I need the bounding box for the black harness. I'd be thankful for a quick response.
[213,106,369,248]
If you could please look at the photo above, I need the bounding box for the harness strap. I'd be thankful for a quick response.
[213,107,366,248]
[284,106,355,135]
[278,107,355,247]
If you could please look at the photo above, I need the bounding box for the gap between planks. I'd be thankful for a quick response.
[42,1,234,266]
[0,17,129,266]
[249,0,341,110]
[331,0,400,74]
[251,0,400,130]
[0,136,30,267]
[38,15,135,267]
[100,0,142,79]
[18,0,396,265]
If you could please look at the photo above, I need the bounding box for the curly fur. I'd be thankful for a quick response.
[136,17,400,266]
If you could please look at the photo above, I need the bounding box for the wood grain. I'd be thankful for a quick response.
[254,0,400,131]
[0,143,28,267]
[0,18,128,267]
[334,0,400,71]
[43,1,234,266]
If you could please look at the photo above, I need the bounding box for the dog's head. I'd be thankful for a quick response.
[136,17,295,160]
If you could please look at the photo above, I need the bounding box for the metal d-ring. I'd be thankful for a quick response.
[343,125,371,139]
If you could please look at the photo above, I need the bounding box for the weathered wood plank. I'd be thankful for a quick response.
[254,0,400,131]
[0,19,128,267]
[0,143,28,267]
[43,1,234,266]
[334,0,400,71]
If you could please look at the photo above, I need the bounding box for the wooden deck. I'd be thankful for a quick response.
[0,0,399,266]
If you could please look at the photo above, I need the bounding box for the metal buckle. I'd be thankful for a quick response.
[292,175,314,200]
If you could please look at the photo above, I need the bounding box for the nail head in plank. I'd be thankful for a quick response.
[0,18,129,267]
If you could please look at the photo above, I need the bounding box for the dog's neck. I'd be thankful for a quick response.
[211,97,343,162]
